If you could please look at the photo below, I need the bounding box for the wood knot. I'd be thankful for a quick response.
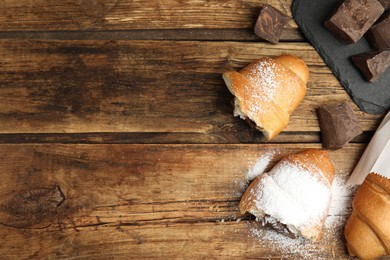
[0,186,65,228]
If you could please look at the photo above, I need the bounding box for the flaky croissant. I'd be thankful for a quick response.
[344,173,390,259]
[239,149,334,241]
[223,54,309,140]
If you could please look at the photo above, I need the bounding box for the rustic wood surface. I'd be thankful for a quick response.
[0,40,382,143]
[0,0,386,259]
[0,0,296,31]
[0,144,363,259]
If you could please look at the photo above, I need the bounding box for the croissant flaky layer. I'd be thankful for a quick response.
[345,173,390,259]
[222,54,309,140]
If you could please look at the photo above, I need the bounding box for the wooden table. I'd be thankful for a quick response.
[0,1,386,259]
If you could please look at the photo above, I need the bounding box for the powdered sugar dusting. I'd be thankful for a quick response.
[253,160,331,229]
[299,152,332,187]
[246,151,274,181]
[234,151,276,197]
[230,58,302,123]
[329,174,355,216]
[324,174,356,240]
[247,223,329,259]
[240,166,356,258]
[245,59,278,101]
[239,59,279,119]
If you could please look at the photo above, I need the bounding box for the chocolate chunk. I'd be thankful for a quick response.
[378,0,390,10]
[261,215,296,239]
[317,102,363,149]
[324,0,384,44]
[366,11,390,50]
[351,51,390,82]
[254,4,289,44]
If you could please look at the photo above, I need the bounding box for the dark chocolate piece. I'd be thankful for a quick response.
[324,0,384,44]
[261,215,296,239]
[292,0,390,114]
[254,4,289,44]
[366,11,390,50]
[317,102,362,149]
[351,51,390,82]
[378,0,390,10]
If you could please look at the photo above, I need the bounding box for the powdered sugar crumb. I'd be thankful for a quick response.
[248,223,328,259]
[329,174,355,216]
[234,151,276,197]
[324,174,356,240]
[246,151,274,181]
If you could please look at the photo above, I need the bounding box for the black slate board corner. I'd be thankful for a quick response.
[292,0,390,114]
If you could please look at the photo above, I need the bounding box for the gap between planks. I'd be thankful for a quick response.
[0,29,304,41]
[0,131,373,144]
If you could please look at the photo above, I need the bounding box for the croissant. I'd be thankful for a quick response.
[239,149,334,241]
[222,54,309,140]
[344,173,390,259]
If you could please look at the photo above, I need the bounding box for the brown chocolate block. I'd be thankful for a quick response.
[366,11,390,50]
[378,0,390,10]
[351,51,390,82]
[324,0,384,44]
[254,4,289,44]
[317,102,363,149]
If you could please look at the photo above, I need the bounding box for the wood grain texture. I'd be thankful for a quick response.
[0,144,364,259]
[0,221,353,259]
[1,1,385,259]
[0,40,382,141]
[0,0,297,31]
[0,131,374,144]
[0,28,303,42]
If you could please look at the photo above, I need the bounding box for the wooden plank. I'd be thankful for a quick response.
[0,144,364,258]
[0,221,354,259]
[0,40,382,140]
[0,0,297,31]
[0,131,374,144]
[0,28,303,42]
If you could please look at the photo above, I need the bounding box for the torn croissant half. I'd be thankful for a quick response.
[223,54,309,140]
[239,149,334,241]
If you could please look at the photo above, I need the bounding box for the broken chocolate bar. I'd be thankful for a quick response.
[351,51,390,82]
[366,11,390,50]
[324,0,384,44]
[254,4,289,44]
[317,102,362,150]
[378,0,390,10]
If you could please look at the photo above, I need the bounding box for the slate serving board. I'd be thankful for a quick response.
[292,0,390,114]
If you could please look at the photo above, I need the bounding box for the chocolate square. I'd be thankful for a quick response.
[378,0,390,10]
[366,11,390,50]
[254,4,289,44]
[324,0,384,44]
[351,51,390,82]
[317,102,362,149]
